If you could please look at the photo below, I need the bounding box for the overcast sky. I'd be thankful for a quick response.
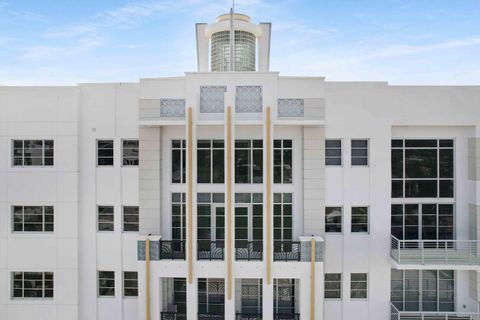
[1,0,479,85]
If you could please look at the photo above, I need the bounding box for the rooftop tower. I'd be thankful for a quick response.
[196,13,271,72]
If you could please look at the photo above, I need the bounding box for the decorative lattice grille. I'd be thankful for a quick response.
[236,86,263,113]
[278,99,304,117]
[200,86,227,113]
[160,99,185,118]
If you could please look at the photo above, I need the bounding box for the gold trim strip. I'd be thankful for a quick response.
[226,106,233,300]
[310,238,316,320]
[145,238,151,320]
[187,107,193,284]
[266,107,272,285]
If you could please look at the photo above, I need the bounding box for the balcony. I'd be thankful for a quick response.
[390,236,480,269]
[235,241,263,261]
[160,312,186,320]
[160,240,186,260]
[273,241,301,261]
[391,303,480,320]
[198,240,225,261]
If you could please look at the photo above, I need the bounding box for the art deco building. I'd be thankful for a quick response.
[0,12,480,320]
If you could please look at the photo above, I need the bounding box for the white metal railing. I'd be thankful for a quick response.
[390,303,480,320]
[390,235,480,266]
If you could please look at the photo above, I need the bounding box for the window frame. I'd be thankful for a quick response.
[96,139,114,167]
[123,271,138,298]
[325,139,342,166]
[12,139,54,167]
[97,205,115,232]
[350,273,368,300]
[122,206,139,232]
[324,273,342,300]
[273,139,293,184]
[196,139,225,184]
[11,271,54,299]
[172,193,187,241]
[351,206,369,234]
[391,138,455,199]
[98,270,115,297]
[12,205,54,233]
[121,139,139,166]
[234,139,263,184]
[351,139,369,166]
[273,193,293,241]
[325,206,343,233]
[171,139,186,184]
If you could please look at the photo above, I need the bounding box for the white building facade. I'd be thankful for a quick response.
[1,13,480,320]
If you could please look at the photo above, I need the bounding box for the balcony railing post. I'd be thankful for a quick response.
[421,241,424,265]
[445,241,448,264]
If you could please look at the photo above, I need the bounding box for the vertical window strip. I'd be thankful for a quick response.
[234,140,263,184]
[273,139,293,184]
[172,139,186,183]
[197,140,225,184]
[273,193,293,241]
[172,193,186,241]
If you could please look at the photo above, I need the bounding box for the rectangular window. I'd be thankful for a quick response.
[235,140,263,184]
[350,273,367,299]
[273,193,292,241]
[391,269,454,312]
[122,206,138,232]
[198,278,225,315]
[325,206,342,233]
[12,205,54,232]
[123,271,138,297]
[325,139,342,166]
[97,140,114,166]
[351,139,368,166]
[391,139,454,198]
[98,271,115,297]
[274,139,293,184]
[197,193,225,252]
[391,204,454,241]
[172,193,186,241]
[351,207,368,233]
[273,279,296,315]
[12,272,53,298]
[324,273,341,299]
[197,140,224,183]
[172,140,186,183]
[122,140,139,166]
[98,206,114,232]
[12,140,54,166]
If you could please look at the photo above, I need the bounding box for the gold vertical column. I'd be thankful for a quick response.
[226,106,233,300]
[187,107,194,284]
[265,107,272,284]
[145,238,151,320]
[310,238,316,320]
